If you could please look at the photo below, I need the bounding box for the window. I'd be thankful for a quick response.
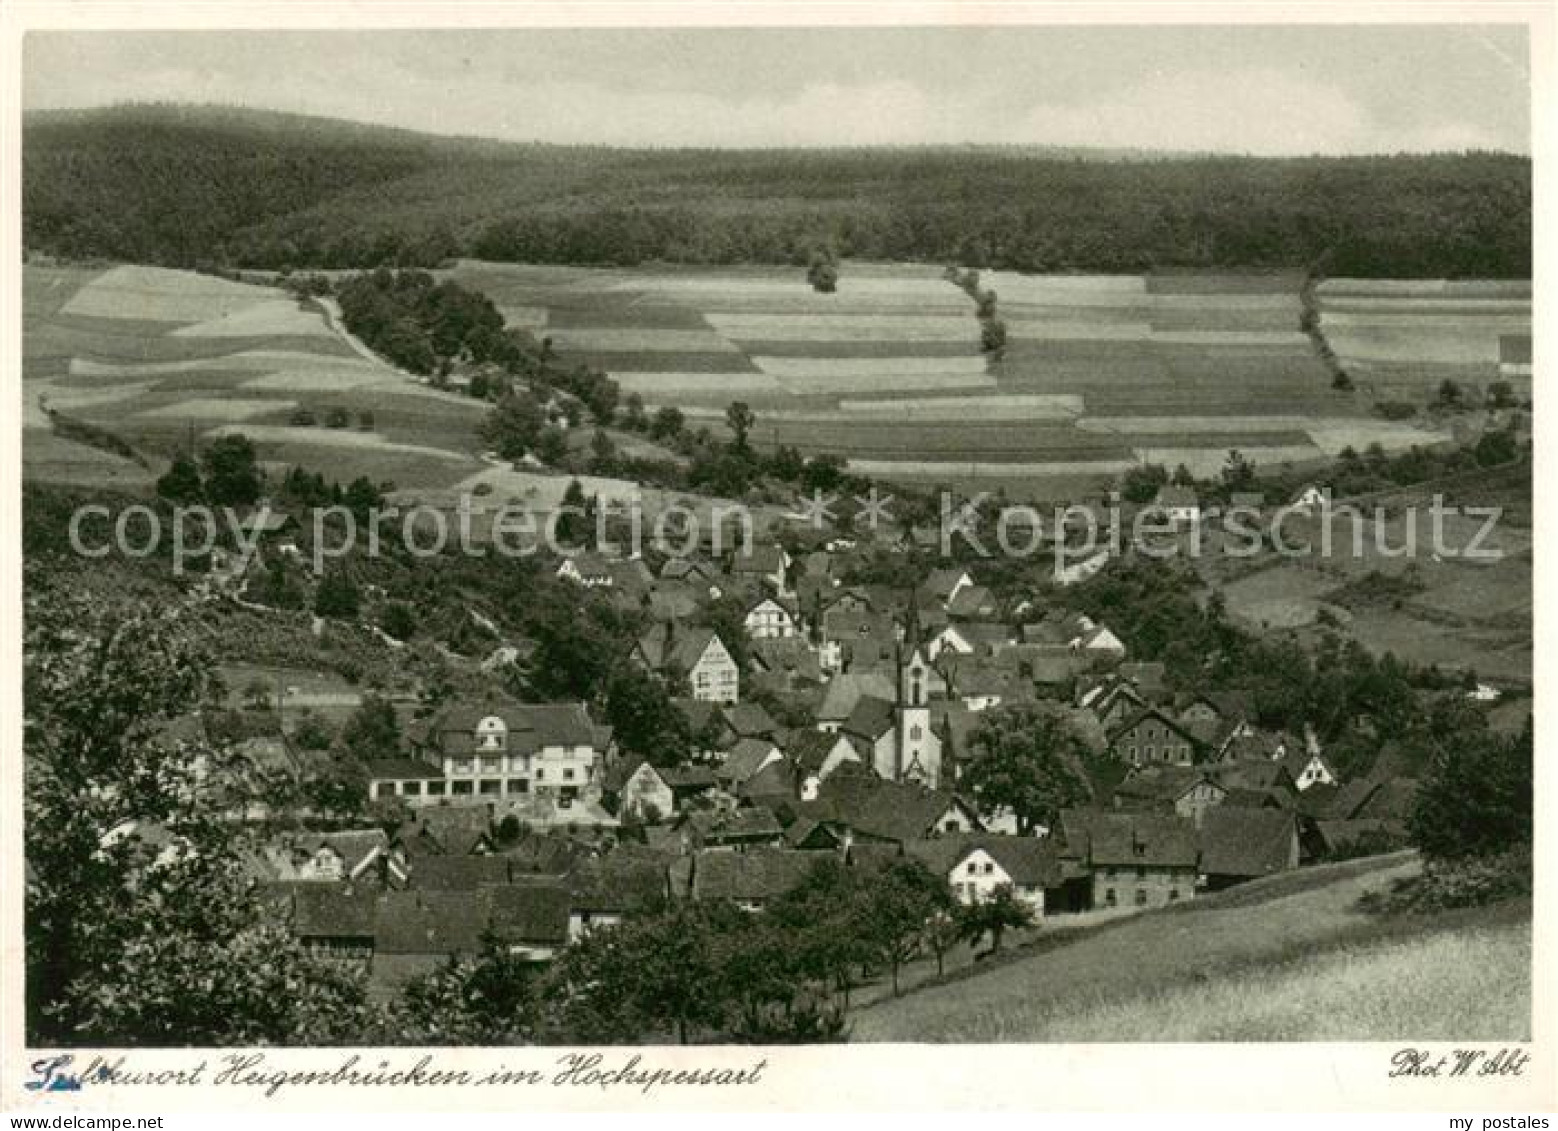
[984,862,995,875]
[404,782,422,797]
[480,780,501,796]
[1135,889,1149,906]
[1105,867,1117,880]
[452,780,473,795]
[910,725,922,740]
[563,768,576,781]
[427,781,447,796]
[1104,888,1117,906]
[536,768,545,781]
[1168,890,1180,902]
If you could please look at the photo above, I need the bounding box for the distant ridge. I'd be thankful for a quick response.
[23,103,1531,278]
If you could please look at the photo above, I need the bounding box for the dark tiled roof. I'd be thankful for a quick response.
[1198,808,1298,879]
[690,848,827,902]
[566,853,670,914]
[719,738,782,786]
[408,855,518,890]
[841,694,896,742]
[724,701,778,738]
[276,882,379,939]
[483,881,572,946]
[807,776,979,845]
[1066,811,1199,868]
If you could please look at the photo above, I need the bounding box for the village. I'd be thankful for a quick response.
[165,477,1466,1005]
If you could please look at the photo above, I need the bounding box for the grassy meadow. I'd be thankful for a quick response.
[850,854,1531,1043]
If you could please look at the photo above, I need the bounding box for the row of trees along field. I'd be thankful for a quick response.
[23,106,1531,276]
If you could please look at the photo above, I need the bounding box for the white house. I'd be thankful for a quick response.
[1153,485,1201,526]
[744,596,799,640]
[1292,484,1330,513]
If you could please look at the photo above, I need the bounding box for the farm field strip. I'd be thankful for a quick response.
[609,371,785,395]
[705,313,976,341]
[496,305,549,331]
[1134,444,1325,477]
[171,299,336,339]
[1318,278,1532,298]
[837,393,1084,417]
[1323,327,1505,365]
[61,265,281,323]
[1077,414,1317,433]
[203,423,476,459]
[136,397,298,422]
[68,350,381,379]
[751,354,991,379]
[847,457,1139,478]
[545,327,741,353]
[769,370,998,395]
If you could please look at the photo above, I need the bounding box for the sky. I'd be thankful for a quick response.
[22,25,1532,155]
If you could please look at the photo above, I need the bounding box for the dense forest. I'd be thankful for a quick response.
[24,105,1530,277]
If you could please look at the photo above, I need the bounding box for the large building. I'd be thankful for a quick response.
[367,701,611,808]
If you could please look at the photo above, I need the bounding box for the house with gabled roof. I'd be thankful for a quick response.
[1198,807,1300,890]
[1058,810,1199,910]
[906,834,1064,916]
[1280,748,1340,792]
[728,542,790,595]
[1109,765,1228,827]
[788,729,864,799]
[677,806,786,854]
[801,775,982,846]
[743,594,800,640]
[371,700,609,808]
[922,567,975,608]
[635,622,739,704]
[1153,485,1201,525]
[716,737,785,793]
[1107,707,1198,768]
[678,847,826,911]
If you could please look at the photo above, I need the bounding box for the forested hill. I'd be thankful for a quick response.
[23,104,1531,276]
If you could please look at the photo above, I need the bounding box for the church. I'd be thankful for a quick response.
[873,603,944,789]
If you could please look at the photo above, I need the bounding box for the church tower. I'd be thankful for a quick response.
[895,597,939,788]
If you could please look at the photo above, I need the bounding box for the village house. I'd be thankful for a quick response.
[1280,748,1340,791]
[1198,807,1301,890]
[1109,765,1228,827]
[728,542,790,596]
[921,567,975,608]
[607,758,717,822]
[1060,810,1200,909]
[262,829,409,886]
[743,594,801,639]
[1152,484,1202,526]
[907,834,1064,916]
[1107,707,1199,767]
[564,851,673,938]
[787,729,864,799]
[366,701,610,808]
[634,622,740,703]
[675,847,826,911]
[801,775,982,846]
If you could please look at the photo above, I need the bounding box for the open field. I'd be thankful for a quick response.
[438,260,1519,492]
[23,265,485,492]
[24,261,1531,498]
[852,854,1530,1042]
[1318,279,1534,399]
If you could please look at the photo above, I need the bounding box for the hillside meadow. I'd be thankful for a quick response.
[850,854,1531,1042]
